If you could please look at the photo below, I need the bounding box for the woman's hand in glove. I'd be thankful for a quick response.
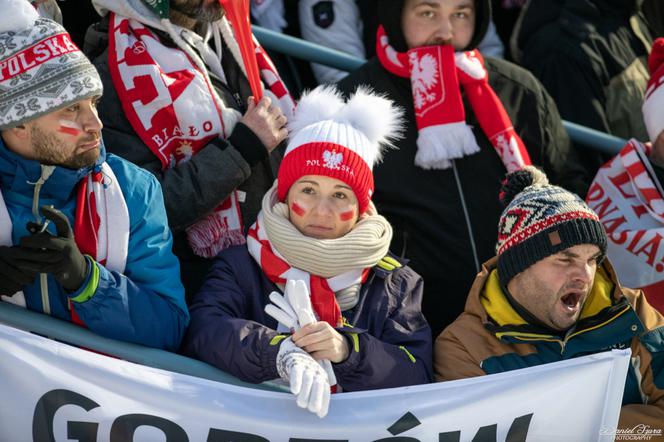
[276,337,331,418]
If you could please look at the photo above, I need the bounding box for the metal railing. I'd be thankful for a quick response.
[252,26,628,156]
[0,302,283,391]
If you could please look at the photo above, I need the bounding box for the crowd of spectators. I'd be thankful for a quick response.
[1,0,662,426]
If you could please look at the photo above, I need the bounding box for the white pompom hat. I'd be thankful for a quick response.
[277,85,403,214]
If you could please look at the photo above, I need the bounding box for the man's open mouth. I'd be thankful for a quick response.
[560,292,582,311]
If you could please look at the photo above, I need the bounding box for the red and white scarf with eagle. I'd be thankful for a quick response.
[107,13,295,258]
[246,212,369,327]
[0,162,129,325]
[587,140,664,313]
[376,26,531,172]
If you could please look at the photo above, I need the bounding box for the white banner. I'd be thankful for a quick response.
[0,323,629,442]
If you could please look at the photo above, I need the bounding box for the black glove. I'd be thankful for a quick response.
[0,246,41,296]
[19,206,89,291]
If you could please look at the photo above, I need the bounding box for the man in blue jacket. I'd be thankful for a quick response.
[0,2,188,351]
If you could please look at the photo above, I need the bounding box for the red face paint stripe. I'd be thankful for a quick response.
[340,210,355,221]
[58,126,80,136]
[291,202,306,216]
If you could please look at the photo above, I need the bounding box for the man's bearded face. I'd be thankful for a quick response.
[21,98,103,170]
[30,124,100,170]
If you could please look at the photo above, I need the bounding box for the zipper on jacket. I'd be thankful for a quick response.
[232,92,243,109]
[558,304,633,355]
[451,160,480,273]
[39,274,49,315]
[28,165,55,315]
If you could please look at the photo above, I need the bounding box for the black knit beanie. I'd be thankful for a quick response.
[377,0,491,52]
[496,167,608,286]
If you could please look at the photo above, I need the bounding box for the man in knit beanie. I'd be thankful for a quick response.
[586,38,664,314]
[435,166,664,434]
[0,0,188,351]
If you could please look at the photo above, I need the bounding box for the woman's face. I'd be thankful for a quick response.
[286,175,360,239]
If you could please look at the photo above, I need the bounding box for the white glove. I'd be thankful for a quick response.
[277,338,331,418]
[265,280,338,393]
[265,290,298,330]
[265,280,317,329]
[285,280,317,326]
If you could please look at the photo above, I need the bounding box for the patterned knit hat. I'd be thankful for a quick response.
[643,38,664,143]
[0,0,103,130]
[496,166,607,285]
[277,85,402,214]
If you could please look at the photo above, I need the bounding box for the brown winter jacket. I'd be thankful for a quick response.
[435,257,664,435]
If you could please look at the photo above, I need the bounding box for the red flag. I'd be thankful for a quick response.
[219,0,263,100]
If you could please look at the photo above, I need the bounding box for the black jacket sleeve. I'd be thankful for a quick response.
[522,51,611,180]
[485,57,592,197]
[180,254,282,384]
[533,72,592,198]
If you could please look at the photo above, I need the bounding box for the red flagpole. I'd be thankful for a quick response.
[219,0,263,100]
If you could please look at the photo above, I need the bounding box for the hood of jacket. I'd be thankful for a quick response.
[0,134,108,204]
[92,0,166,32]
[513,0,642,55]
[377,0,491,53]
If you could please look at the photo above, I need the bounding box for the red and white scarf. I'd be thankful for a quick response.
[247,212,370,327]
[108,13,295,258]
[376,26,531,172]
[587,140,664,313]
[0,162,130,324]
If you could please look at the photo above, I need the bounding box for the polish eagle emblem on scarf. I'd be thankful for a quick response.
[409,52,439,111]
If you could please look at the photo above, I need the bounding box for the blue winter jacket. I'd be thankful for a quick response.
[181,246,433,391]
[0,138,189,351]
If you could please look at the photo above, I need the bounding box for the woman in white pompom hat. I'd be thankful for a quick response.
[181,85,432,418]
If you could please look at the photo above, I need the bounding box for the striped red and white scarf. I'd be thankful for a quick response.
[245,186,390,327]
[108,13,295,258]
[376,26,531,172]
[247,211,370,327]
[587,140,664,313]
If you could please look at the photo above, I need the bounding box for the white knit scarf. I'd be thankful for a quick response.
[247,185,392,318]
